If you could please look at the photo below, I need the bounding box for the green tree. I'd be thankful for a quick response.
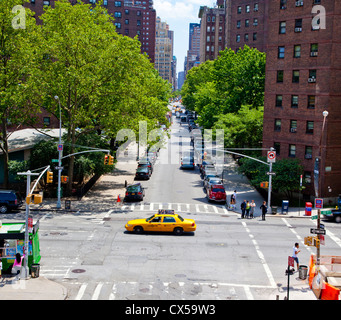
[0,0,39,187]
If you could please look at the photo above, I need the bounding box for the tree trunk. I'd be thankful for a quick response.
[1,118,9,189]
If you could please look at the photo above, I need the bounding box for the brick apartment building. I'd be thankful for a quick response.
[198,1,226,63]
[262,0,341,200]
[225,0,267,53]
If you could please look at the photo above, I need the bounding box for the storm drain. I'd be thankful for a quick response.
[72,269,86,274]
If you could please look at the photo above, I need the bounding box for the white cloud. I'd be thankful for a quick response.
[153,0,196,20]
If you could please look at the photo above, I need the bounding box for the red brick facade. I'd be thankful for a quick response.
[262,0,341,199]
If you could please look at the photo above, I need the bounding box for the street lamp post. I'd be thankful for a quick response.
[54,96,62,209]
[315,110,328,270]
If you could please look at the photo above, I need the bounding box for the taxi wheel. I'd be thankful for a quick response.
[134,226,144,234]
[173,227,183,236]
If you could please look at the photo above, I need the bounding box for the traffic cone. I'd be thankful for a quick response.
[117,194,121,203]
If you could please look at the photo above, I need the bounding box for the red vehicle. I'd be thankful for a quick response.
[206,185,226,203]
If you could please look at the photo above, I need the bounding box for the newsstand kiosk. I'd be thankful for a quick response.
[0,221,41,276]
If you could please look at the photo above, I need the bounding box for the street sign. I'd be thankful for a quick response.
[310,228,326,235]
[315,198,323,209]
[58,144,63,151]
[54,166,64,170]
[266,172,276,175]
[267,151,276,163]
[288,256,295,267]
[320,235,325,246]
[52,159,59,163]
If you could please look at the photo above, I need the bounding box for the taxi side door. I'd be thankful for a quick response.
[161,215,177,232]
[144,216,162,232]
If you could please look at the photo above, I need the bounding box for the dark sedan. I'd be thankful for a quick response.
[135,166,151,180]
[124,183,145,201]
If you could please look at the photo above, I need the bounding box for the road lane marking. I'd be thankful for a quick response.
[92,282,104,300]
[241,221,277,288]
[75,283,87,300]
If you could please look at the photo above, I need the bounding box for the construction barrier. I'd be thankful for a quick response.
[320,281,340,300]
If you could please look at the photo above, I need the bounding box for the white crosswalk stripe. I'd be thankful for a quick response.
[116,202,229,215]
[71,280,261,300]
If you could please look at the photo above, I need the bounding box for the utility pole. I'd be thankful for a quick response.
[54,96,63,209]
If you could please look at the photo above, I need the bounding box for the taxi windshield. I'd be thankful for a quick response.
[146,215,155,222]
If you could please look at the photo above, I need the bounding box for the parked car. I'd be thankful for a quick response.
[135,166,151,180]
[138,158,153,173]
[202,170,219,186]
[206,185,226,203]
[0,190,23,213]
[203,176,223,189]
[322,209,341,223]
[200,160,214,173]
[202,164,216,176]
[147,152,157,165]
[124,183,145,202]
[180,156,195,170]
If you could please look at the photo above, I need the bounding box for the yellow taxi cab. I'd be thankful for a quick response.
[125,210,196,235]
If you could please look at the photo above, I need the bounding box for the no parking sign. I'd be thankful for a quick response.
[267,151,276,163]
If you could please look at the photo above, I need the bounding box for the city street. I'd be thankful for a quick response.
[7,114,340,300]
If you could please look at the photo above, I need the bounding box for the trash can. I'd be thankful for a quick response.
[31,264,40,278]
[299,265,308,280]
[282,200,289,214]
[271,206,278,215]
[305,202,312,216]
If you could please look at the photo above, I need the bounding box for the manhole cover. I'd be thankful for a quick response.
[72,269,86,274]
[139,287,150,293]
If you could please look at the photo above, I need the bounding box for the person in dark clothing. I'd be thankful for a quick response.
[260,201,267,221]
[241,200,246,219]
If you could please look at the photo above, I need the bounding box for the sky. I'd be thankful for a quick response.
[153,0,217,75]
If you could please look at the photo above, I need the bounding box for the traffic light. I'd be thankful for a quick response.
[46,170,53,184]
[260,181,269,188]
[104,155,109,165]
[32,194,43,204]
[313,237,320,248]
[61,176,69,184]
[108,155,114,165]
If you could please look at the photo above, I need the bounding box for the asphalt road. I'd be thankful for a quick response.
[22,112,340,301]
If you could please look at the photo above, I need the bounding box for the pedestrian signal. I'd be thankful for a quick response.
[46,170,53,184]
[61,176,69,184]
[260,181,269,188]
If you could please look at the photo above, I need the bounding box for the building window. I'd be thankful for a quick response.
[280,0,287,9]
[276,95,283,107]
[43,117,50,126]
[253,18,258,26]
[295,19,302,32]
[254,3,259,11]
[137,10,141,16]
[125,9,129,14]
[253,32,257,41]
[274,142,281,155]
[308,70,317,82]
[137,20,141,26]
[114,22,121,29]
[236,35,241,42]
[305,146,313,159]
[289,144,296,157]
[237,6,242,14]
[244,34,249,42]
[307,95,316,109]
[207,26,210,32]
[290,120,297,133]
[306,121,314,134]
[125,19,129,24]
[103,0,107,5]
[114,12,122,18]
[292,70,300,83]
[245,19,250,27]
[114,1,122,6]
[237,20,241,28]
[277,70,284,83]
[278,46,285,59]
[246,5,250,13]
[294,45,301,58]
[291,95,298,108]
[207,15,211,22]
[274,119,281,131]
[212,15,215,22]
[310,43,318,56]
[279,21,286,34]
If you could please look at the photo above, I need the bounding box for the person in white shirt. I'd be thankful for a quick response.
[292,243,300,271]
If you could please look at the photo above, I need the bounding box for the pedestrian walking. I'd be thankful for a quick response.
[260,201,267,221]
[241,200,246,219]
[292,243,301,271]
[245,201,250,219]
[233,190,237,203]
[250,200,256,219]
[229,194,236,210]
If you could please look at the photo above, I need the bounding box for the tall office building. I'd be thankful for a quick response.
[262,1,341,200]
[25,0,156,63]
[185,23,201,76]
[155,17,175,85]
